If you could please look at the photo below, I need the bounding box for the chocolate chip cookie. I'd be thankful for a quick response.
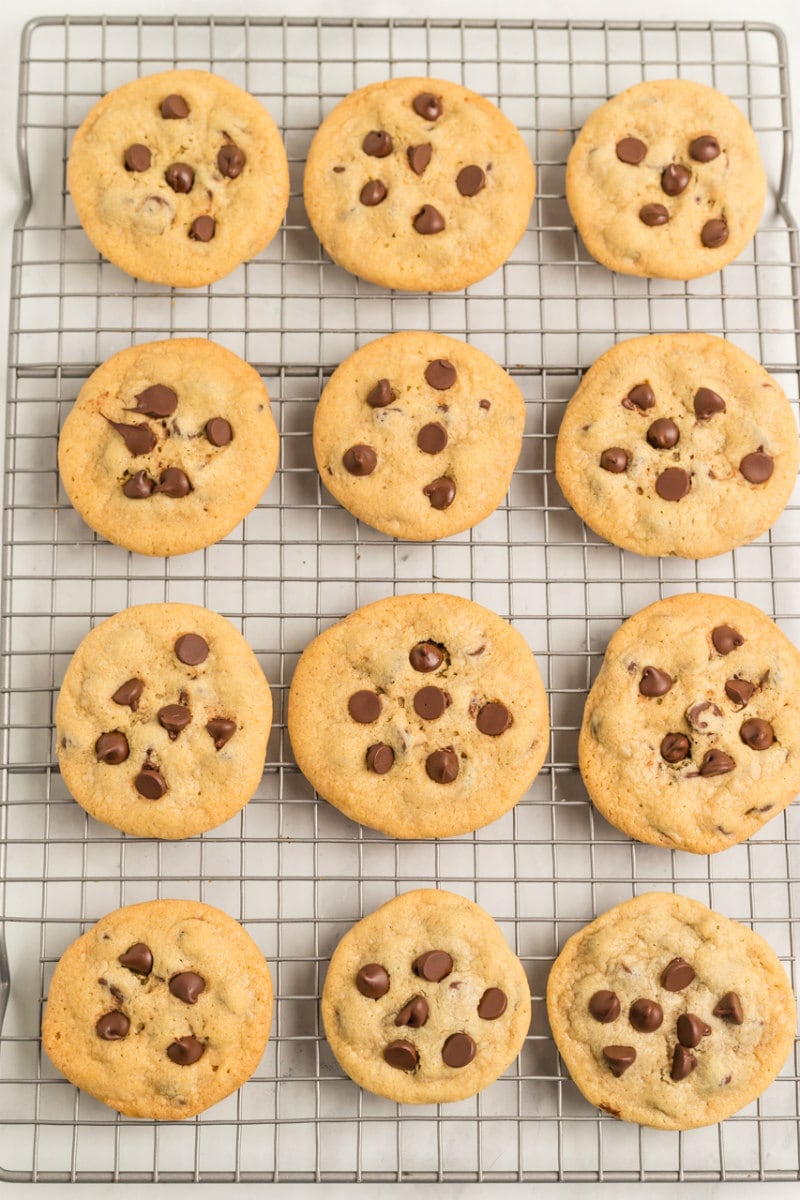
[313,332,525,540]
[322,889,530,1104]
[58,338,279,557]
[68,69,289,287]
[554,333,798,559]
[547,892,795,1129]
[303,77,535,291]
[287,592,549,839]
[566,79,766,278]
[42,899,273,1119]
[579,593,800,854]
[56,603,271,839]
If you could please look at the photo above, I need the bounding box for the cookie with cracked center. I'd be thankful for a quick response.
[287,592,549,839]
[554,333,798,559]
[41,899,273,1119]
[303,76,535,291]
[313,332,525,541]
[547,892,795,1129]
[68,69,289,287]
[58,338,279,557]
[322,889,531,1104]
[578,593,800,854]
[56,603,271,839]
[566,78,766,279]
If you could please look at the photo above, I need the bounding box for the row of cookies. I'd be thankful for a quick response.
[42,889,795,1131]
[68,70,766,290]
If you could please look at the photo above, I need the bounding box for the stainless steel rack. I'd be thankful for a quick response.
[1,15,799,1184]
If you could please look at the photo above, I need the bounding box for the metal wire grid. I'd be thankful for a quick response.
[0,13,798,1184]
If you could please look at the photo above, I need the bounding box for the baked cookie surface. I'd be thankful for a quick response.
[546,892,796,1129]
[578,593,800,854]
[56,603,271,839]
[303,77,535,291]
[566,78,766,279]
[322,889,531,1104]
[42,899,273,1120]
[58,338,279,557]
[554,334,798,559]
[68,69,289,287]
[313,332,525,541]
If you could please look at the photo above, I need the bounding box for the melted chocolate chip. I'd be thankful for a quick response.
[740,447,774,483]
[661,163,690,196]
[395,995,428,1027]
[129,383,177,418]
[713,991,743,1024]
[125,143,152,172]
[95,731,129,765]
[169,972,206,1004]
[603,1045,636,1076]
[356,963,390,999]
[348,690,381,724]
[426,747,459,783]
[206,717,236,750]
[629,998,663,1032]
[343,444,377,476]
[165,162,194,193]
[122,470,154,499]
[425,359,457,390]
[640,203,669,226]
[417,422,448,454]
[384,1040,418,1071]
[360,180,387,206]
[112,678,143,712]
[155,467,192,497]
[639,666,673,697]
[661,958,695,991]
[655,467,691,501]
[690,135,721,162]
[161,94,189,119]
[457,165,485,196]
[476,701,512,736]
[701,218,728,248]
[175,634,209,665]
[661,733,690,763]
[694,387,726,419]
[167,1036,205,1065]
[616,137,647,164]
[410,642,444,672]
[423,477,456,510]
[206,417,233,446]
[135,767,167,799]
[478,987,508,1020]
[588,990,620,1023]
[442,1032,475,1068]
[740,718,774,750]
[712,625,744,655]
[366,742,394,774]
[157,704,191,740]
[97,1011,130,1040]
[671,1044,697,1080]
[189,215,215,242]
[725,677,755,707]
[686,701,722,731]
[677,1013,711,1048]
[600,447,628,473]
[363,130,393,157]
[407,143,432,175]
[623,383,655,412]
[647,418,680,449]
[413,93,442,121]
[413,205,445,235]
[698,748,736,776]
[105,417,157,456]
[367,378,394,408]
[413,951,453,982]
[119,943,153,974]
[414,686,451,720]
[218,144,246,178]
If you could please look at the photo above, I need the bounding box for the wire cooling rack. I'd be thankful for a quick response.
[0,14,798,1185]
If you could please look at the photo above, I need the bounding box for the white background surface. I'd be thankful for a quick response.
[1,0,799,1197]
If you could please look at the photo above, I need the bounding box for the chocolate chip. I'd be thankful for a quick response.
[478,988,508,1020]
[363,130,393,157]
[165,162,194,193]
[629,998,663,1032]
[425,359,457,390]
[125,143,151,172]
[343,445,377,476]
[395,996,428,1027]
[218,143,246,178]
[686,701,722,731]
[671,1044,697,1080]
[701,218,728,248]
[740,718,774,750]
[175,634,209,665]
[407,143,432,175]
[97,1011,130,1040]
[661,733,690,763]
[360,180,387,206]
[600,447,628,473]
[95,731,129,765]
[622,383,655,412]
[476,701,512,736]
[356,963,390,999]
[206,717,236,750]
[366,743,394,774]
[135,768,167,799]
[693,387,726,419]
[129,383,178,418]
[157,704,191,740]
[105,417,157,456]
[410,643,444,672]
[712,625,744,655]
[161,94,189,119]
[423,477,456,510]
[479,399,491,411]
[725,677,755,707]
[348,690,381,724]
[413,686,451,720]
[603,1045,636,1076]
[661,958,695,991]
[154,467,192,497]
[588,990,620,1023]
[739,447,774,483]
[206,417,233,446]
[167,1036,205,1065]
[690,135,721,162]
[189,215,215,242]
[640,203,669,227]
[713,991,743,1024]
[366,378,394,408]
[112,678,143,712]
[169,972,206,1004]
[413,205,445,235]
[616,137,647,164]
[384,1040,418,1071]
[639,667,673,697]
[413,93,441,120]
[122,470,154,499]
[413,950,453,982]
[119,942,153,974]
[661,163,690,196]
[442,1032,476,1068]
[698,748,736,776]
[425,747,459,783]
[677,1013,711,1048]
[457,165,485,196]
[647,418,680,449]
[417,422,448,455]
[657,467,691,501]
